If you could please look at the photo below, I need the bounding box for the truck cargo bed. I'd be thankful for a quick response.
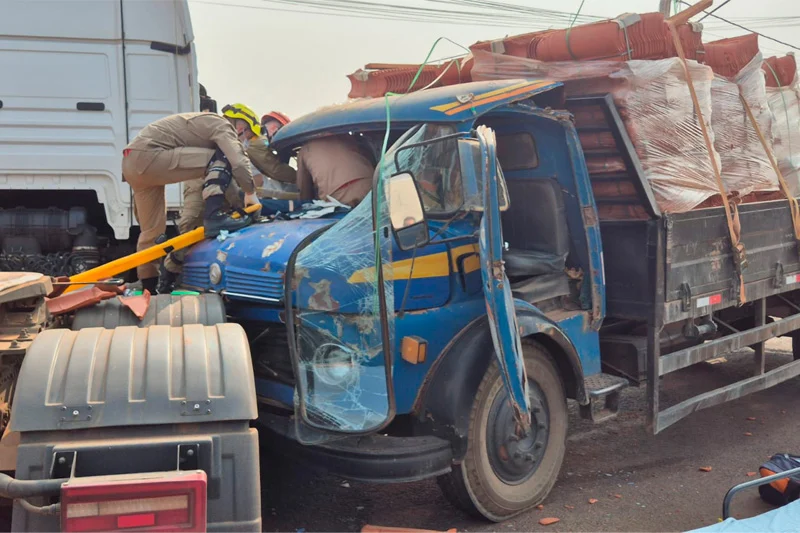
[601,200,800,324]
[566,94,800,434]
[566,94,800,324]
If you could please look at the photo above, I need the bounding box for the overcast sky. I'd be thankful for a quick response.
[188,0,799,120]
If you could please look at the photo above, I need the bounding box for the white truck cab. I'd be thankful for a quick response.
[0,0,197,275]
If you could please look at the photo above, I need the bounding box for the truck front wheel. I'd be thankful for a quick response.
[437,341,568,521]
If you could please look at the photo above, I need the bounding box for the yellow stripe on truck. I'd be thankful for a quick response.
[348,244,480,284]
[429,80,554,115]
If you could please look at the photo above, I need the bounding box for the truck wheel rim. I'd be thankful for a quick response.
[486,379,549,485]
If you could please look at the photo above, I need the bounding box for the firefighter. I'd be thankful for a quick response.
[121,104,261,293]
[296,134,375,207]
[249,111,297,190]
[157,108,296,294]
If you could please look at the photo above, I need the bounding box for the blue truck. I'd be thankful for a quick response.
[6,77,800,529]
[178,77,800,520]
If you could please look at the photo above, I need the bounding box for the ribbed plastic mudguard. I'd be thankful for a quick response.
[71,294,226,330]
[10,324,257,432]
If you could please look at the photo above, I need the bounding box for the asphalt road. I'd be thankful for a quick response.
[260,339,799,532]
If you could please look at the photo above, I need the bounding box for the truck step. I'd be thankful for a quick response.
[579,373,628,424]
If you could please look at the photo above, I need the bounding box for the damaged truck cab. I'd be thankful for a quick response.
[183,79,625,520]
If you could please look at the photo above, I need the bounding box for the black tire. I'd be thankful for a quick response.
[437,340,568,521]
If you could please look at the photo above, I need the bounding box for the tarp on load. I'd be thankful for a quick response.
[472,50,721,213]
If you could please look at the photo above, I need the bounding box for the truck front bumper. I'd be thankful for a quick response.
[257,411,453,483]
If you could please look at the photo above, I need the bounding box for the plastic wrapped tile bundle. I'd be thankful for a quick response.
[472,50,721,212]
[610,59,721,212]
[764,55,800,195]
[709,53,778,199]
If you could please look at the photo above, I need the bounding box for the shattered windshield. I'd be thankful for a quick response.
[290,171,394,438]
[388,124,463,215]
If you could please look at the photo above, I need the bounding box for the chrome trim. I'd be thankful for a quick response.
[221,290,281,304]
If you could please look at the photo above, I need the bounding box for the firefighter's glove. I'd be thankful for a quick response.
[244,192,262,217]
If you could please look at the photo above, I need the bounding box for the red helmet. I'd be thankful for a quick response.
[261,111,291,127]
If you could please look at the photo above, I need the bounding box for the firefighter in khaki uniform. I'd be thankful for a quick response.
[121,105,261,293]
[157,107,297,293]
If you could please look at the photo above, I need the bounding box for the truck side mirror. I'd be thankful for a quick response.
[388,172,430,251]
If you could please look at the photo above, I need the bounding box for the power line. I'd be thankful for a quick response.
[678,0,799,51]
[697,0,730,23]
[193,0,800,52]
[189,0,547,28]
[190,0,600,29]
[426,0,601,23]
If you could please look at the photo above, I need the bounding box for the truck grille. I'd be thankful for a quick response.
[225,266,284,302]
[241,322,294,385]
[182,264,209,290]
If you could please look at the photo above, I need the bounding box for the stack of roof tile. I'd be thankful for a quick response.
[763,54,797,88]
[702,34,760,78]
[533,13,670,62]
[347,59,472,99]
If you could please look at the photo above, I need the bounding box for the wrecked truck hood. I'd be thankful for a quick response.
[182,218,336,302]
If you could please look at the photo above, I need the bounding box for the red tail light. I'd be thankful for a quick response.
[60,470,207,532]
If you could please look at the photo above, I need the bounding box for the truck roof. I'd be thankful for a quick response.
[271,78,562,150]
[0,0,193,44]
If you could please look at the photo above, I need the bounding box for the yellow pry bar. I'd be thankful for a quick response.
[64,203,262,293]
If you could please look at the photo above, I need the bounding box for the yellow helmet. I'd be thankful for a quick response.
[222,103,261,137]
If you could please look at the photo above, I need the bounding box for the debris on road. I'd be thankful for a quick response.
[614,494,623,499]
[746,472,757,477]
[699,466,713,472]
[747,417,757,421]
[589,498,599,504]
[744,432,753,437]
[564,505,575,510]
[536,505,545,510]
[117,289,151,319]
[46,285,118,315]
[538,518,560,526]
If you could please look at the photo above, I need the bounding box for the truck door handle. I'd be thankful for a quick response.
[77,102,105,111]
[456,252,480,290]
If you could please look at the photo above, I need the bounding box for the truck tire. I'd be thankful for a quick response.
[71,293,225,330]
[437,341,568,522]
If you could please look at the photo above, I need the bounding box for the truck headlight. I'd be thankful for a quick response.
[209,263,222,285]
[311,343,358,387]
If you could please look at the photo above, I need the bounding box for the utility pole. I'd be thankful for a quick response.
[658,0,671,16]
